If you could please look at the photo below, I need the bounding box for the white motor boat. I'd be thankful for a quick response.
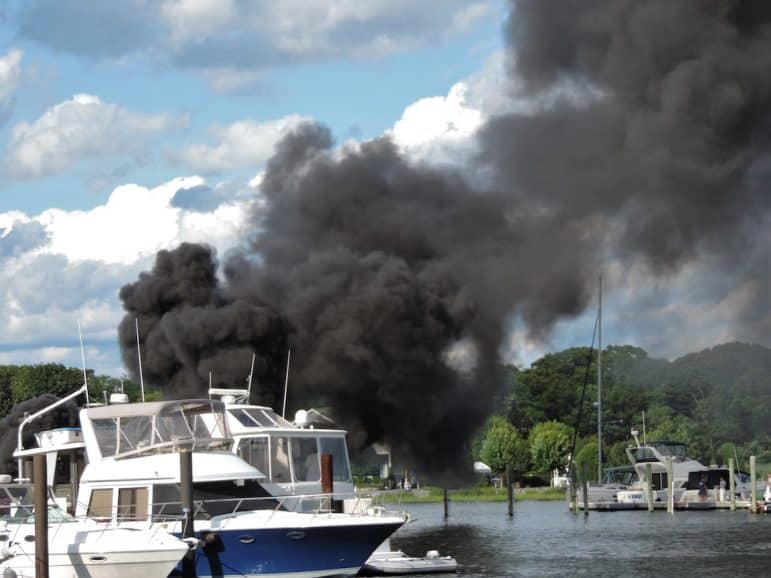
[0,481,190,578]
[360,538,457,575]
[17,397,406,578]
[205,387,457,574]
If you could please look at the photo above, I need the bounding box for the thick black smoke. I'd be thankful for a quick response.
[490,0,771,271]
[0,395,79,478]
[119,0,771,479]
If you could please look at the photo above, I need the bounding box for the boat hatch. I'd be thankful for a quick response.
[229,407,294,429]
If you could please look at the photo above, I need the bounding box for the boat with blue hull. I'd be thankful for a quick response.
[18,397,405,578]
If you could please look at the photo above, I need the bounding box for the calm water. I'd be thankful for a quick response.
[389,501,771,577]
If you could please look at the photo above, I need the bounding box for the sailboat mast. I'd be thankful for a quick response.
[597,274,602,483]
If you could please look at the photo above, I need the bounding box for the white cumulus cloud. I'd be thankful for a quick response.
[0,48,23,108]
[5,94,188,179]
[173,114,310,173]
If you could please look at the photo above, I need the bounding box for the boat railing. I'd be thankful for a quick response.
[108,437,231,460]
[148,490,404,525]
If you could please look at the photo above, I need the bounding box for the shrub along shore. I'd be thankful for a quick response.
[373,486,565,504]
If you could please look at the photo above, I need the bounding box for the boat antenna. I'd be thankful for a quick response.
[597,273,603,483]
[135,317,146,402]
[209,371,212,389]
[247,353,256,400]
[642,410,646,445]
[77,320,90,406]
[282,349,291,418]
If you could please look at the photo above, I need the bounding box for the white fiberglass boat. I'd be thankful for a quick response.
[205,387,457,574]
[0,482,190,578]
[360,539,458,575]
[23,397,406,578]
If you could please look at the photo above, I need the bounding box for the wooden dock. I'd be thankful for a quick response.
[570,499,756,512]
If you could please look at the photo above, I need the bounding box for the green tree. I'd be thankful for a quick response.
[529,420,572,474]
[575,441,598,483]
[478,416,530,479]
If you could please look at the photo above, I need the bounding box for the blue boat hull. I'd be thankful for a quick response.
[171,520,403,578]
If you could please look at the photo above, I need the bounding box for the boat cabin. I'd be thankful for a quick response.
[204,389,354,508]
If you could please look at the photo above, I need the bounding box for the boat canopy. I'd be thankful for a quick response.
[80,399,231,461]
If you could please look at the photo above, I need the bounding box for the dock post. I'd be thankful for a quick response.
[750,455,757,513]
[569,463,577,514]
[443,488,449,519]
[645,463,654,512]
[321,453,340,512]
[180,448,196,578]
[666,458,674,515]
[581,462,589,516]
[506,464,513,517]
[33,453,49,578]
[729,458,736,511]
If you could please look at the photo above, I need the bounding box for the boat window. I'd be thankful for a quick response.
[319,437,351,482]
[152,481,280,519]
[87,489,113,521]
[0,486,34,521]
[291,438,320,482]
[270,437,291,482]
[118,487,148,521]
[237,437,270,477]
[91,419,119,457]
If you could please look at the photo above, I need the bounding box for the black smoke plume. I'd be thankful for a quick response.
[119,0,771,479]
[0,395,79,477]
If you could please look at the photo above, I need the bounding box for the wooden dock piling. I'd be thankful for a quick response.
[506,465,513,518]
[443,488,449,519]
[645,463,654,512]
[581,463,589,516]
[33,453,49,578]
[750,456,757,513]
[180,448,196,578]
[729,458,736,511]
[666,458,674,515]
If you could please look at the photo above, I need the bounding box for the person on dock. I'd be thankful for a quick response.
[719,477,727,502]
[698,477,708,501]
[764,476,771,503]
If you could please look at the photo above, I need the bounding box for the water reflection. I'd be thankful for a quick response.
[390,500,771,577]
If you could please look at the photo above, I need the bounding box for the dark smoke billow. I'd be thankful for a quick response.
[0,395,78,477]
[119,0,771,479]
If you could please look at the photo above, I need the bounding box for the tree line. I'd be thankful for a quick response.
[473,342,771,483]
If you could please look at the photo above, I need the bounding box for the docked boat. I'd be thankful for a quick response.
[614,439,751,505]
[206,387,457,574]
[0,479,191,578]
[18,396,406,578]
[360,539,458,576]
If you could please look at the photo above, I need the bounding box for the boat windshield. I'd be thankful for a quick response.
[88,400,231,459]
[0,485,75,524]
[631,442,687,462]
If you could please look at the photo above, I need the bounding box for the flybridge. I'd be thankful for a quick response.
[79,399,232,462]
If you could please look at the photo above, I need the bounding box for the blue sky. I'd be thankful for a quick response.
[0,0,763,377]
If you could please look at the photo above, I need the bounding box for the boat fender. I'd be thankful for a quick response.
[2,566,17,578]
[182,537,200,550]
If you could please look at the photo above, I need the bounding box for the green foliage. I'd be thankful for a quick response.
[575,441,599,482]
[478,416,530,476]
[529,420,572,474]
